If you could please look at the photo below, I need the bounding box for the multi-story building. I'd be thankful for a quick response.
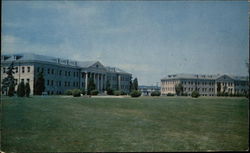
[1,53,132,95]
[138,85,160,96]
[161,74,248,96]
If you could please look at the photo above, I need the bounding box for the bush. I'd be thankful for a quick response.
[130,90,141,97]
[17,81,25,97]
[8,84,15,97]
[81,88,86,95]
[120,91,127,95]
[151,91,161,96]
[90,90,99,95]
[224,92,229,97]
[65,89,72,95]
[114,90,121,96]
[72,89,81,97]
[217,92,222,97]
[181,93,188,96]
[25,82,31,97]
[167,93,174,96]
[191,91,200,98]
[107,89,114,95]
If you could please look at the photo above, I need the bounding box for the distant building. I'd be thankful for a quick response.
[139,85,160,96]
[1,53,132,95]
[161,74,248,96]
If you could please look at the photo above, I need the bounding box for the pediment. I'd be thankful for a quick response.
[216,75,234,82]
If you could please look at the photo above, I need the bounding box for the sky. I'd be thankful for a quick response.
[2,1,249,86]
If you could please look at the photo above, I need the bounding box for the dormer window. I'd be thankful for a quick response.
[96,65,99,68]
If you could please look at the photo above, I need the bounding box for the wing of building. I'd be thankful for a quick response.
[1,53,132,95]
[161,73,249,96]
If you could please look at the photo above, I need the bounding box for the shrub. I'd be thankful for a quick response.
[81,88,86,95]
[25,82,31,97]
[167,93,174,96]
[107,89,114,95]
[181,93,188,96]
[65,89,72,95]
[114,90,121,96]
[224,92,229,97]
[191,91,200,98]
[151,91,161,96]
[130,90,141,97]
[217,92,222,97]
[8,83,15,97]
[229,93,233,97]
[17,81,25,97]
[72,89,81,97]
[90,90,99,95]
[120,91,127,95]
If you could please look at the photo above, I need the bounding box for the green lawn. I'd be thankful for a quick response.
[1,96,249,152]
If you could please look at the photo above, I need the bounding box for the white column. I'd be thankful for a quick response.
[97,73,100,91]
[118,75,121,90]
[100,74,103,92]
[85,72,88,94]
[104,74,106,90]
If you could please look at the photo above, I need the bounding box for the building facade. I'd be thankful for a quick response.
[161,74,248,96]
[1,53,132,95]
[139,85,160,96]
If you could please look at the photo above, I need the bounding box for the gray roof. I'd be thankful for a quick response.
[161,73,248,81]
[105,66,131,75]
[1,53,98,68]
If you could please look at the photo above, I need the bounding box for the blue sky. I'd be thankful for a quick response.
[2,1,249,86]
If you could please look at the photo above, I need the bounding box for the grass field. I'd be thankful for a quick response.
[1,96,249,152]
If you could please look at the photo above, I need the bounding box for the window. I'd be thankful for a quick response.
[59,81,61,86]
[41,68,44,73]
[27,67,30,73]
[48,68,50,74]
[52,69,54,74]
[76,72,78,77]
[73,82,75,86]
[51,80,54,86]
[37,67,40,73]
[27,79,30,82]
[3,67,6,73]
[22,67,25,73]
[21,79,24,82]
[73,72,75,77]
[65,82,67,86]
[15,67,18,73]
[59,70,62,76]
[65,71,67,76]
[47,80,49,85]
[68,82,70,86]
[68,71,70,76]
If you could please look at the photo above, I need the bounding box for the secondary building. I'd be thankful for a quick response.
[161,74,248,96]
[1,53,132,95]
[138,85,160,96]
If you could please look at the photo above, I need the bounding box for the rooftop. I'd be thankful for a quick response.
[161,73,248,81]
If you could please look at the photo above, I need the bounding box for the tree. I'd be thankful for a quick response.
[1,62,16,96]
[8,83,15,97]
[175,83,183,96]
[17,81,25,97]
[25,82,31,97]
[34,72,45,95]
[87,77,96,95]
[132,78,138,90]
[129,79,133,92]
